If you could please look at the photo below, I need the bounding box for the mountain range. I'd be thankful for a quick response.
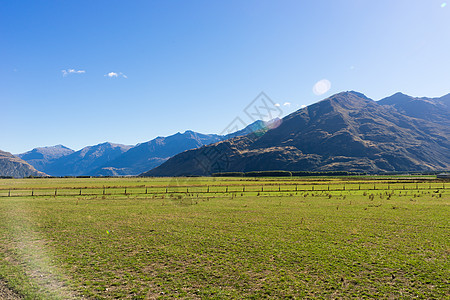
[35,142,133,177]
[142,91,450,176]
[7,91,449,178]
[15,120,266,177]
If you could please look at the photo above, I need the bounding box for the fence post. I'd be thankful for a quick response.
[243,186,245,192]
[79,189,82,195]
[279,185,281,192]
[32,190,34,196]
[103,187,105,195]
[146,187,148,194]
[207,186,210,193]
[8,189,10,197]
[125,188,127,195]
[226,186,228,193]
[55,189,57,196]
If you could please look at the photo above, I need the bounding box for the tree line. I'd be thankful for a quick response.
[212,171,364,177]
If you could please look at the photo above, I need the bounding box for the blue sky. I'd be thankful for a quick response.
[1,0,449,154]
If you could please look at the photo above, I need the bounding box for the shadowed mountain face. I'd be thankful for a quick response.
[0,150,47,178]
[41,143,132,177]
[17,145,74,171]
[143,91,450,176]
[91,120,267,176]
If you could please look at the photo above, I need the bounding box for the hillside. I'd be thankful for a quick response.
[143,91,450,176]
[0,150,47,178]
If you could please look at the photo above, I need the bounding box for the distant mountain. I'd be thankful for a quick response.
[223,120,268,139]
[17,145,74,171]
[18,120,267,177]
[378,92,450,126]
[0,150,47,178]
[92,120,268,176]
[439,93,450,105]
[91,132,223,176]
[143,91,450,176]
[42,142,132,176]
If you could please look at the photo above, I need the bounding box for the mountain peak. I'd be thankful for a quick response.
[378,91,449,126]
[93,142,131,150]
[391,92,409,97]
[17,145,75,170]
[379,92,413,105]
[315,91,373,112]
[143,90,450,176]
[322,91,371,102]
[346,91,370,99]
[53,144,71,149]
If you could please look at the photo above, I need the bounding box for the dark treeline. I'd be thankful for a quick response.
[213,171,364,177]
[379,170,450,175]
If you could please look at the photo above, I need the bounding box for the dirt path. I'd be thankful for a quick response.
[0,279,22,300]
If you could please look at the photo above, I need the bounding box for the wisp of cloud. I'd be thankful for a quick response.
[62,69,85,77]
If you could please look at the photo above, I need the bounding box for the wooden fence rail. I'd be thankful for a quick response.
[0,182,448,198]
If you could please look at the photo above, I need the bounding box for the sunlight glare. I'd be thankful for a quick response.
[313,79,331,95]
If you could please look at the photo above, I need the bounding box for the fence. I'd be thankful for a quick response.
[0,181,448,198]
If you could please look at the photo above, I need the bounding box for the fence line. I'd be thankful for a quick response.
[0,182,448,198]
[0,179,447,191]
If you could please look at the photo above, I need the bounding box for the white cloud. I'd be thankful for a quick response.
[274,103,281,107]
[62,69,86,77]
[283,102,291,107]
[105,72,127,78]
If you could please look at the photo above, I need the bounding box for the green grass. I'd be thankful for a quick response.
[0,177,448,299]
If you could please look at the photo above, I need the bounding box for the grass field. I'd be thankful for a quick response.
[0,177,448,299]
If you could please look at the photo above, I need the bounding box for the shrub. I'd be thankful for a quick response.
[245,171,292,177]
